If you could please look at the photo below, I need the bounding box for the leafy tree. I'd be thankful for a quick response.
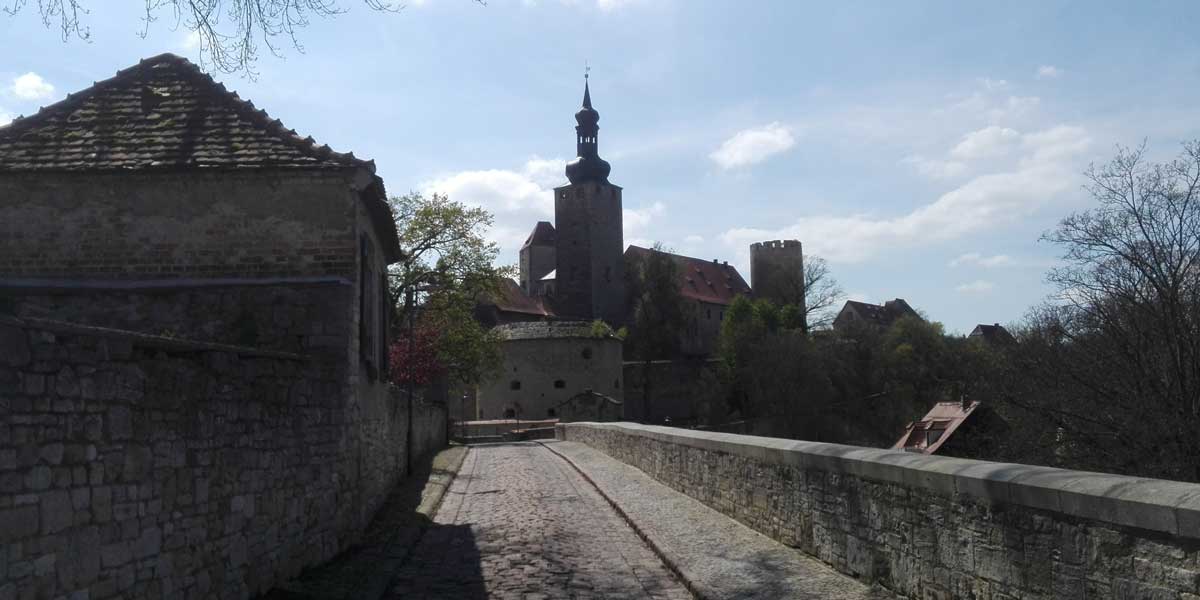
[388,192,508,388]
[624,243,688,421]
[5,0,481,75]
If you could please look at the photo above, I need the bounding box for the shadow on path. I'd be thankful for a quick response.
[260,445,474,600]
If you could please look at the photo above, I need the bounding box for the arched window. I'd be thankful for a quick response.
[554,380,565,389]
[510,380,521,391]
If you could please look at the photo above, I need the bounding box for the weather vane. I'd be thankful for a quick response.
[585,61,590,80]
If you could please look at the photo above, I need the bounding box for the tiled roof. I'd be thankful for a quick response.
[839,298,921,328]
[893,401,980,454]
[625,245,751,306]
[0,53,373,172]
[969,323,1016,344]
[491,278,555,317]
[522,221,556,248]
[0,53,402,262]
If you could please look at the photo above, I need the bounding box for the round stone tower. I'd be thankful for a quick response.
[750,239,805,321]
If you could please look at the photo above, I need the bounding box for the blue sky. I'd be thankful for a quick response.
[5,1,1200,332]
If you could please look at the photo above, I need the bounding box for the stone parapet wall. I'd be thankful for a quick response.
[0,316,444,600]
[557,422,1200,599]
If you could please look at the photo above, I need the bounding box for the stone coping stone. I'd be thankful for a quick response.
[557,421,1200,538]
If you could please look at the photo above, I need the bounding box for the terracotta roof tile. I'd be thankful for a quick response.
[625,245,750,306]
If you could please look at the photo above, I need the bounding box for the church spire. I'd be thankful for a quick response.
[565,72,611,185]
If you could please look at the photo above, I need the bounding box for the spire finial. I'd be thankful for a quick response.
[582,63,593,109]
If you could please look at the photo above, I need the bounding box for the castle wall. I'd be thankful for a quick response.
[750,239,805,316]
[477,335,623,421]
[0,316,447,600]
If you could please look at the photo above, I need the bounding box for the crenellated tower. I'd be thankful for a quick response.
[554,76,625,325]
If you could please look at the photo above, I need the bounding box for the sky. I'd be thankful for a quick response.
[4,1,1200,333]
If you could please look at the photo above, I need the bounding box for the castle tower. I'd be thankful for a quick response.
[750,239,806,325]
[519,221,556,295]
[554,77,625,325]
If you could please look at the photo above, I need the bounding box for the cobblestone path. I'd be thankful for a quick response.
[388,442,692,600]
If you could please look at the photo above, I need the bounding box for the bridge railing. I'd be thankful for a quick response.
[557,421,1200,600]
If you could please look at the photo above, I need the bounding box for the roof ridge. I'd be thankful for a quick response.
[0,53,374,172]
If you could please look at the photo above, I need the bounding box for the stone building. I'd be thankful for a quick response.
[624,245,752,356]
[0,54,446,598]
[969,322,1016,346]
[0,53,399,377]
[832,298,922,333]
[476,321,623,421]
[750,239,806,321]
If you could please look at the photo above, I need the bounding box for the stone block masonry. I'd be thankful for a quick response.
[0,316,446,599]
[558,422,1200,599]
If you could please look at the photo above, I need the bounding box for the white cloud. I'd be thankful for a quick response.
[683,234,705,244]
[421,157,568,260]
[977,77,1008,91]
[710,122,795,169]
[11,72,54,101]
[596,0,641,10]
[903,155,967,180]
[720,124,1092,263]
[624,201,666,238]
[181,31,202,51]
[949,253,1015,268]
[955,280,995,294]
[1036,65,1062,80]
[950,126,1020,160]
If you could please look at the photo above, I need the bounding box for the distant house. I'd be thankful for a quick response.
[832,298,921,333]
[969,323,1016,346]
[893,400,1007,459]
[625,245,752,356]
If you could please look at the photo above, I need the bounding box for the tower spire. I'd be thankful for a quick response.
[583,62,592,108]
[565,68,610,185]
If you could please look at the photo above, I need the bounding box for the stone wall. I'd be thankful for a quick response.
[0,171,358,281]
[0,316,445,600]
[8,282,352,356]
[622,359,719,424]
[558,422,1200,599]
[477,323,623,421]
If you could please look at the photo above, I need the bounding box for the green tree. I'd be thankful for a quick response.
[624,243,688,421]
[388,192,509,388]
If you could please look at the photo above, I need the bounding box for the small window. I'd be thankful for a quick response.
[707,308,712,320]
[510,381,521,391]
[503,408,516,419]
[581,348,593,359]
[547,408,557,418]
[614,379,620,389]
[554,380,565,389]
